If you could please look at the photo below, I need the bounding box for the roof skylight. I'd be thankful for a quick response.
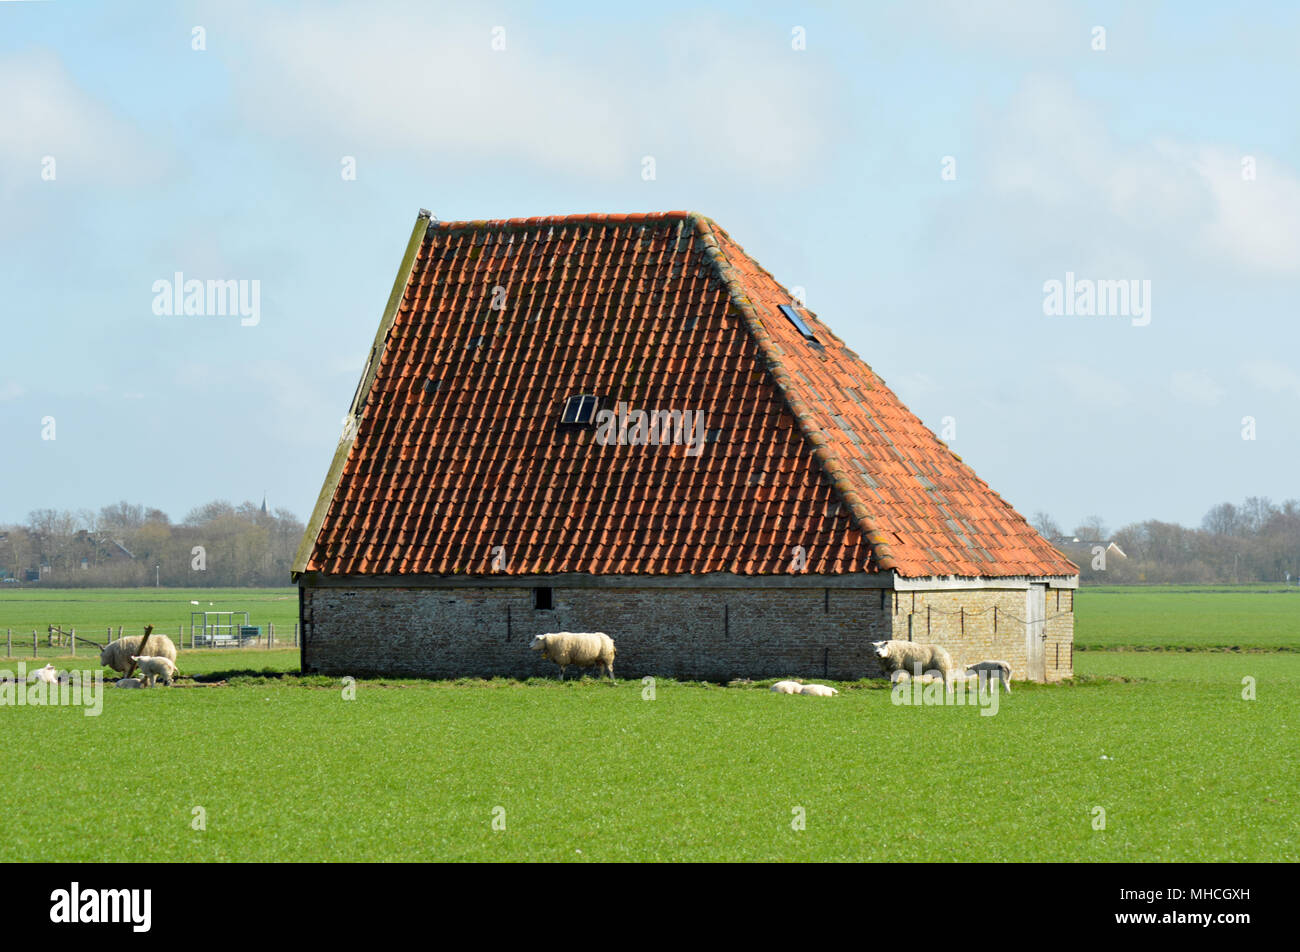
[778,304,817,341]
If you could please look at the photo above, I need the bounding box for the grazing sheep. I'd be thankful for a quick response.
[872,639,956,692]
[28,664,58,685]
[529,632,616,681]
[770,680,804,694]
[114,678,145,689]
[99,631,177,676]
[800,684,839,697]
[964,660,1012,694]
[131,655,178,687]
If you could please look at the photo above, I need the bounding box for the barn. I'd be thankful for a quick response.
[292,210,1078,682]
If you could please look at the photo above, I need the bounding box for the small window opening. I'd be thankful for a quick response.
[533,587,554,610]
[561,394,599,424]
[778,304,818,341]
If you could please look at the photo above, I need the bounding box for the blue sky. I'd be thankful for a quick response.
[1,0,1297,533]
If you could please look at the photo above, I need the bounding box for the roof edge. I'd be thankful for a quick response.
[425,211,694,234]
[291,209,433,577]
[689,215,900,574]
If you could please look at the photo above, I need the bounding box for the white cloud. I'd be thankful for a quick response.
[898,0,1079,57]
[1167,370,1225,407]
[983,77,1300,275]
[0,49,164,194]
[220,6,831,182]
[0,380,24,402]
[1241,359,1300,400]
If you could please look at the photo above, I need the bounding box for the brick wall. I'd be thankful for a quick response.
[887,588,1074,682]
[300,581,1073,682]
[1043,587,1075,682]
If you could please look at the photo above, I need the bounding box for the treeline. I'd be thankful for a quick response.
[0,501,305,587]
[3,495,1296,588]
[1035,496,1300,585]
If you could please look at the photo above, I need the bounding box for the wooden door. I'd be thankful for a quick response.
[1025,584,1047,682]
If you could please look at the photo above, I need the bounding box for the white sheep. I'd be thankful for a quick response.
[872,640,956,692]
[114,678,145,689]
[131,655,178,687]
[28,664,58,685]
[529,632,616,681]
[800,684,839,697]
[770,680,804,694]
[99,631,177,676]
[964,660,1012,693]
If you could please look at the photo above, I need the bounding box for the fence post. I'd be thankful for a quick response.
[6,628,10,657]
[33,630,38,658]
[268,622,274,648]
[71,628,76,656]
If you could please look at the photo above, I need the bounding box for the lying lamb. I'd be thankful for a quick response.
[872,639,956,692]
[799,684,839,697]
[770,680,804,694]
[100,630,178,677]
[114,678,145,689]
[530,632,616,681]
[964,660,1012,694]
[131,655,178,687]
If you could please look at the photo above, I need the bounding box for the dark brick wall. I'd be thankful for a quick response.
[300,581,1074,681]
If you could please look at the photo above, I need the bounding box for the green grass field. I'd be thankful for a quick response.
[1075,587,1300,650]
[2,585,1297,861]
[0,587,298,657]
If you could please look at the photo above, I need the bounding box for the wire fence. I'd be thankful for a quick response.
[1,623,298,660]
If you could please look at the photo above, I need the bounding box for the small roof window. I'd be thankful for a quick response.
[561,394,599,424]
[778,304,817,341]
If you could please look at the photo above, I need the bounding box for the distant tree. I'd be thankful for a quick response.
[1239,496,1277,536]
[1032,511,1062,539]
[1201,502,1239,536]
[184,500,236,526]
[1073,516,1109,542]
[99,501,147,534]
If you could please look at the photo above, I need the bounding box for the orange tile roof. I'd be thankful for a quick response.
[297,211,1077,579]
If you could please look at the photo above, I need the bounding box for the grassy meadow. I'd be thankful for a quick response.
[1075,585,1300,650]
[1,585,1296,862]
[0,587,297,656]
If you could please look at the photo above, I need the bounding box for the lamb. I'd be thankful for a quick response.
[872,639,956,692]
[28,664,58,685]
[99,629,178,676]
[770,680,804,694]
[131,655,178,687]
[529,632,616,681]
[799,684,839,697]
[964,660,1012,694]
[114,678,145,689]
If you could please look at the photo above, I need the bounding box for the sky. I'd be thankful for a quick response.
[1,0,1297,534]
